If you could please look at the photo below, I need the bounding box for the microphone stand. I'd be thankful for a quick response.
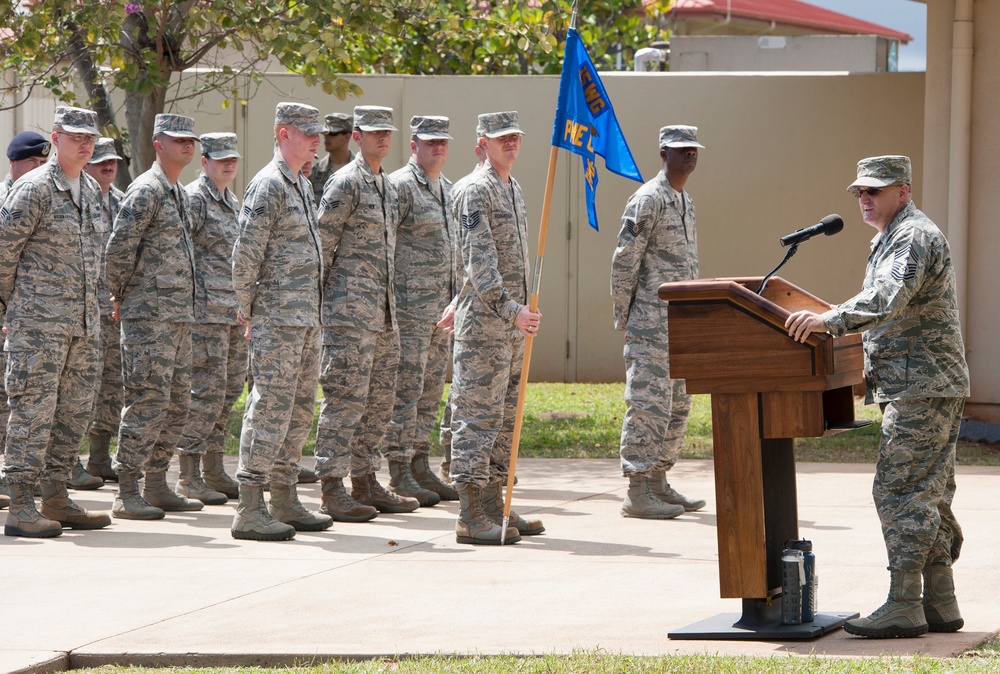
[757,242,799,296]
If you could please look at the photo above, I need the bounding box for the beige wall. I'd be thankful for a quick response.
[2,70,926,385]
[924,0,1000,424]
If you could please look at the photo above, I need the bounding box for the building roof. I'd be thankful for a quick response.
[670,0,912,44]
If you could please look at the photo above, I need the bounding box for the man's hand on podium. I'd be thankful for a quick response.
[786,310,829,343]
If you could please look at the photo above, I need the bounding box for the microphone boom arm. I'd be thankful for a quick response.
[757,242,799,296]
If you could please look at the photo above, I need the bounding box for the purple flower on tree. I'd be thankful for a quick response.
[125,2,141,15]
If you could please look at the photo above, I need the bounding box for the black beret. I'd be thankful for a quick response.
[6,131,51,161]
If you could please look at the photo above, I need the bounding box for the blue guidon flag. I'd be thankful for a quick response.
[551,28,644,231]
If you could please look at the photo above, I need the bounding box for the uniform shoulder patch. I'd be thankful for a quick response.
[116,205,133,224]
[625,218,644,237]
[242,203,266,220]
[462,211,481,230]
[0,204,22,223]
[320,198,341,211]
[891,244,917,282]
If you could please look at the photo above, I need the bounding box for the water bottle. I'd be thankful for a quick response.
[780,548,804,625]
[788,539,817,622]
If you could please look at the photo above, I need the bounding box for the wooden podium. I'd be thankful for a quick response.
[660,277,865,640]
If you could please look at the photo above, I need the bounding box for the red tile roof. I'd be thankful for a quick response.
[670,0,912,43]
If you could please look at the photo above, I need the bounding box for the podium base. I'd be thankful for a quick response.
[668,598,859,640]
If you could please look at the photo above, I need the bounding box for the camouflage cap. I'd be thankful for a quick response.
[410,115,453,140]
[354,106,398,132]
[153,113,198,140]
[54,106,99,136]
[848,155,912,191]
[275,102,325,135]
[200,132,241,160]
[659,125,704,149]
[478,111,525,138]
[88,138,123,164]
[324,112,353,135]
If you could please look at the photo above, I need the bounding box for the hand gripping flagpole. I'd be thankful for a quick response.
[501,4,579,546]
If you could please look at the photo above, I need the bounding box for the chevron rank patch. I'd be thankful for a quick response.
[242,203,266,220]
[625,218,643,237]
[462,210,481,230]
[891,244,917,282]
[116,206,133,224]
[320,198,341,211]
[0,204,22,223]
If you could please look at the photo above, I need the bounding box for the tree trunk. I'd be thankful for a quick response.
[125,85,167,175]
[66,25,132,188]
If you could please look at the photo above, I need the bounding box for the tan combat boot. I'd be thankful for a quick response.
[268,483,333,531]
[40,480,111,529]
[455,482,519,546]
[143,470,204,512]
[481,480,545,535]
[388,458,440,507]
[4,481,62,537]
[412,452,458,501]
[175,453,228,505]
[202,451,239,499]
[649,470,706,512]
[923,564,964,632]
[621,474,685,519]
[86,432,117,482]
[113,471,164,520]
[68,456,104,490]
[231,484,295,541]
[844,569,928,638]
[318,477,378,522]
[351,472,419,513]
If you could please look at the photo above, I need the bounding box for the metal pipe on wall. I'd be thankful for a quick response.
[947,0,973,326]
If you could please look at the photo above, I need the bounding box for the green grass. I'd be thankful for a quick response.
[71,636,1000,673]
[218,383,999,466]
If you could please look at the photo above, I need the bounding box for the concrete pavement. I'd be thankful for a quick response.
[1,458,997,672]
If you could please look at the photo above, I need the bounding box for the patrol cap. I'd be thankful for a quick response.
[54,106,100,137]
[200,132,241,160]
[354,106,398,132]
[478,111,525,138]
[410,115,453,140]
[659,125,704,149]
[153,113,198,139]
[6,131,51,161]
[274,102,325,135]
[847,155,912,191]
[88,138,123,164]
[324,112,353,135]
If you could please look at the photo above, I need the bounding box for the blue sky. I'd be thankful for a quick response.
[805,0,927,71]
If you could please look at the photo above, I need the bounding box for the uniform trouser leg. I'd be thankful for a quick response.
[178,323,246,455]
[619,342,691,476]
[114,321,191,474]
[0,350,8,483]
[385,321,450,458]
[236,325,319,487]
[314,328,376,479]
[439,386,453,467]
[349,328,400,475]
[875,397,965,571]
[90,314,122,437]
[3,331,99,484]
[413,324,451,455]
[450,334,523,487]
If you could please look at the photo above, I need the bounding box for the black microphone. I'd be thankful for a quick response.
[779,214,844,247]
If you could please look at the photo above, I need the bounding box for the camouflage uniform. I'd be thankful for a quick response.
[316,149,400,478]
[385,155,456,461]
[105,160,196,475]
[449,158,529,487]
[611,170,698,477]
[0,174,12,207]
[91,177,125,439]
[0,174,12,491]
[821,198,970,571]
[310,112,354,204]
[233,151,323,488]
[0,150,102,486]
[178,168,247,459]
